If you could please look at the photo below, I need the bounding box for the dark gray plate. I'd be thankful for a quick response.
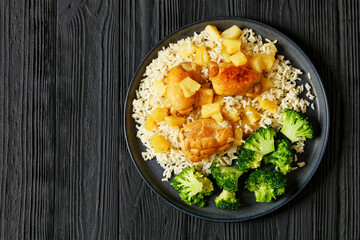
[124,18,329,222]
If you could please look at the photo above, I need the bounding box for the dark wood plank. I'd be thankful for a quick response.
[55,0,120,239]
[0,0,56,239]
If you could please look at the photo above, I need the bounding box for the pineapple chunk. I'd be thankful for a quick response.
[201,102,221,118]
[150,108,168,123]
[243,106,262,123]
[257,94,278,114]
[194,46,209,66]
[241,115,260,135]
[259,53,275,70]
[250,53,275,72]
[196,88,214,106]
[260,77,274,91]
[150,134,170,153]
[145,116,157,131]
[176,43,197,59]
[205,25,221,41]
[223,109,240,122]
[179,77,201,97]
[220,46,232,63]
[266,42,278,53]
[213,95,223,105]
[249,55,265,73]
[222,38,242,55]
[211,112,223,122]
[153,79,166,96]
[164,116,186,127]
[229,51,247,66]
[233,128,244,146]
[221,25,242,39]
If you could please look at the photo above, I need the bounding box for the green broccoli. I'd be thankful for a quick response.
[171,166,214,207]
[238,148,263,171]
[245,169,287,202]
[211,163,243,193]
[243,127,277,156]
[263,138,294,175]
[215,189,241,210]
[280,109,313,143]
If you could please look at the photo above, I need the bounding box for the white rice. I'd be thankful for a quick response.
[132,27,314,181]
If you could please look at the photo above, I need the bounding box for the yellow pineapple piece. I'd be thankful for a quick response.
[194,46,209,66]
[229,51,247,66]
[145,116,157,131]
[257,94,278,114]
[266,42,278,53]
[164,116,186,127]
[153,79,166,96]
[201,102,221,118]
[259,53,275,70]
[205,25,221,41]
[233,128,243,146]
[150,134,170,153]
[211,112,223,123]
[250,53,275,72]
[223,109,241,122]
[243,106,262,123]
[222,38,242,55]
[196,88,214,106]
[220,46,232,63]
[150,108,168,123]
[241,115,260,135]
[221,25,242,39]
[176,43,197,59]
[179,77,201,98]
[249,55,265,73]
[260,77,274,91]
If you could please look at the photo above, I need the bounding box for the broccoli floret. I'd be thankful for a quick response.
[171,166,214,207]
[280,109,313,143]
[215,189,241,210]
[245,169,287,202]
[264,138,294,175]
[243,127,277,156]
[238,148,263,171]
[211,163,243,193]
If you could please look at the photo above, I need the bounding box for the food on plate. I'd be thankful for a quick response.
[263,138,294,175]
[220,25,242,39]
[209,63,261,96]
[280,109,314,142]
[214,189,241,210]
[210,163,244,193]
[179,118,233,162]
[166,62,201,115]
[245,169,287,202]
[237,148,263,170]
[132,24,315,184]
[243,127,277,157]
[171,166,214,207]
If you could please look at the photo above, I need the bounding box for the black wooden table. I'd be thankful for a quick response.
[1,0,359,239]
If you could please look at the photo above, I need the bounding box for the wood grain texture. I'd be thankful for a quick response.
[0,0,56,239]
[0,0,359,239]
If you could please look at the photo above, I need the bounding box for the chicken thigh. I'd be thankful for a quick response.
[179,118,234,162]
[209,63,261,96]
[166,62,201,115]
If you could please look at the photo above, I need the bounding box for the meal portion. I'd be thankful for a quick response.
[132,24,315,209]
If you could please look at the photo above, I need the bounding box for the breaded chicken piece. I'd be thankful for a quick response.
[209,63,261,96]
[179,118,234,162]
[166,62,201,115]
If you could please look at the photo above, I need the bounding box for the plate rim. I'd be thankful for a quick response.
[124,17,330,222]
